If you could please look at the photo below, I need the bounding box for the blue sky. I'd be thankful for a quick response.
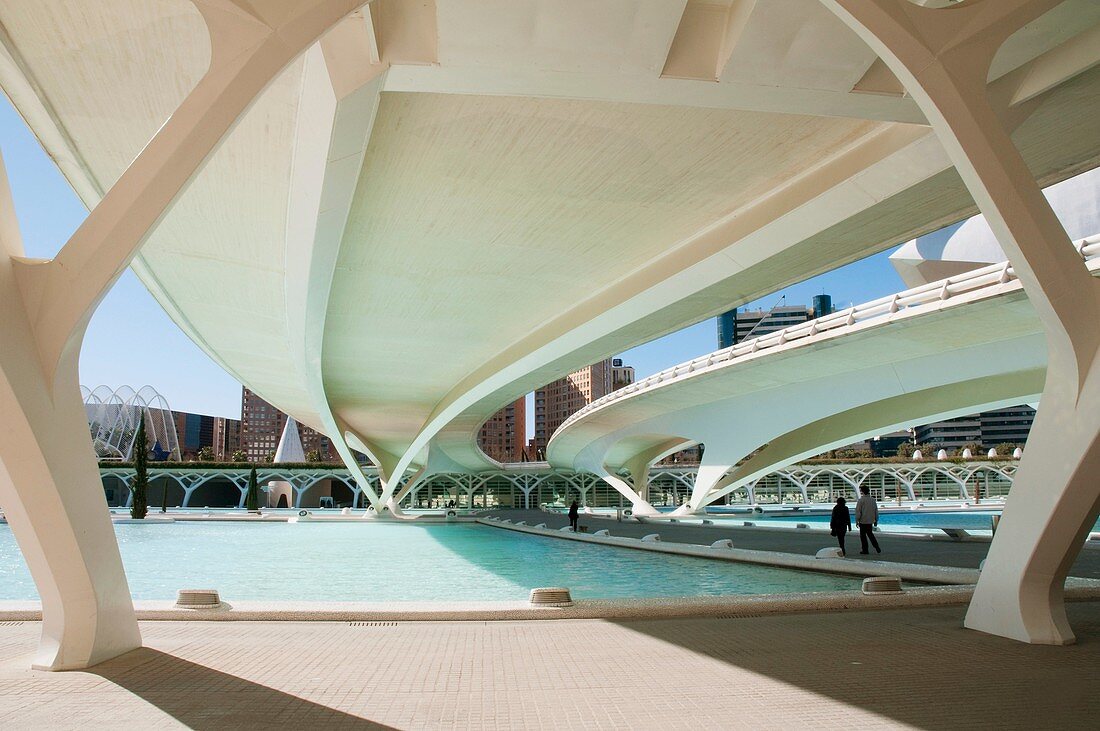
[1,93,946,427]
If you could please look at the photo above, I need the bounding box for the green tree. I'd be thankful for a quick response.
[130,414,148,519]
[197,446,214,461]
[231,449,247,463]
[245,467,260,512]
[266,451,276,463]
[305,449,322,463]
[896,442,916,459]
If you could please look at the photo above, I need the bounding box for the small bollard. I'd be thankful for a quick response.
[176,589,221,609]
[529,587,573,607]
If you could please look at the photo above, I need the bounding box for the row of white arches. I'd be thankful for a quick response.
[98,462,1018,510]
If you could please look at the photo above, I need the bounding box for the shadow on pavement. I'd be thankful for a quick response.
[89,647,393,730]
[609,601,1100,729]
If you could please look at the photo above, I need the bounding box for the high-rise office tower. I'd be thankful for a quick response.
[532,359,616,458]
[717,294,833,348]
[611,358,635,391]
[477,396,527,463]
[240,387,335,462]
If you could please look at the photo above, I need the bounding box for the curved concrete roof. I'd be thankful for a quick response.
[546,254,1100,507]
[3,0,1099,491]
[891,167,1100,287]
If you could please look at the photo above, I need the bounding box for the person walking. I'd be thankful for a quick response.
[855,486,881,554]
[568,500,579,532]
[830,497,851,556]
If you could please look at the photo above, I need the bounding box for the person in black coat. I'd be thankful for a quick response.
[830,497,851,557]
[568,500,579,532]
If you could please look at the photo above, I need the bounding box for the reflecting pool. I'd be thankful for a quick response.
[0,522,858,601]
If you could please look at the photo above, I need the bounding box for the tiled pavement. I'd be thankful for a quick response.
[486,510,1100,580]
[1,602,1099,729]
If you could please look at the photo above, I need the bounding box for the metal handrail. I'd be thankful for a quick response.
[551,236,1100,438]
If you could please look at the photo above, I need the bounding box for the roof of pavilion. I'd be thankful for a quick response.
[2,0,1098,478]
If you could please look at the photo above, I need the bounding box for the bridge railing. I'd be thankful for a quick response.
[554,235,1100,436]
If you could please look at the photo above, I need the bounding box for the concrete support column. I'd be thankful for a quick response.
[595,470,660,517]
[822,0,1100,644]
[0,346,140,671]
[623,458,651,504]
[0,0,370,669]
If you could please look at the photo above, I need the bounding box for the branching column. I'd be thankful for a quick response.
[821,0,1100,644]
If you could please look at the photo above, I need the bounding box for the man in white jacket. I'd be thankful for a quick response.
[855,486,881,555]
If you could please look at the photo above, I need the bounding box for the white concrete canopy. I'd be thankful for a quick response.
[0,0,1098,665]
[5,0,1099,503]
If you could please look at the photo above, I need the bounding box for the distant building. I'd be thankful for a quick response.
[173,412,214,459]
[838,429,912,458]
[717,294,832,348]
[717,310,737,349]
[657,444,702,466]
[916,405,1035,451]
[533,358,626,458]
[914,415,981,452]
[240,387,335,462]
[979,406,1036,446]
[212,416,241,461]
[611,358,635,391]
[477,397,527,463]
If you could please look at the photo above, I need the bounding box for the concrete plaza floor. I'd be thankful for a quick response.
[1,602,1099,729]
[486,509,1100,580]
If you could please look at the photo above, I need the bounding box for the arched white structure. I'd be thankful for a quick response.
[549,252,1082,509]
[81,385,181,461]
[892,168,1100,287]
[0,0,375,670]
[0,0,1097,667]
[821,0,1100,649]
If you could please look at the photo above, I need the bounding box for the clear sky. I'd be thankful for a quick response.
[2,95,247,418]
[1,92,954,430]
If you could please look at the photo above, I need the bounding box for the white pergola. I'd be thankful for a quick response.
[0,0,1098,668]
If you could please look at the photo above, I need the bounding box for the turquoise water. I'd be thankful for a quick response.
[764,511,1003,530]
[0,522,858,601]
[761,510,1100,531]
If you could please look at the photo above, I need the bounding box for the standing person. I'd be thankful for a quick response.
[830,497,851,557]
[568,500,579,532]
[855,486,881,555]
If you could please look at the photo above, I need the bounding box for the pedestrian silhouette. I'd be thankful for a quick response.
[830,497,851,556]
[568,500,579,532]
[855,486,881,554]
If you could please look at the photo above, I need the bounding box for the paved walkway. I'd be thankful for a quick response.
[485,510,1100,580]
[1,603,1098,729]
